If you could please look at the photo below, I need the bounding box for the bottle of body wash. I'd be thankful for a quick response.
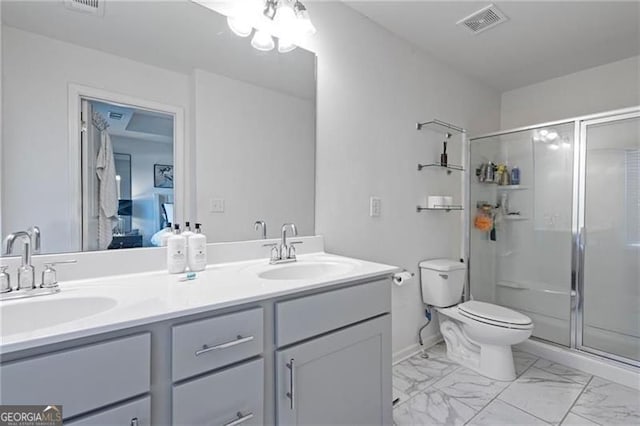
[167,224,187,274]
[188,223,207,272]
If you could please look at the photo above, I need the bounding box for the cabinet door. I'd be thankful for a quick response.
[276,315,391,426]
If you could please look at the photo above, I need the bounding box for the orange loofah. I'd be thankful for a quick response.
[474,214,493,231]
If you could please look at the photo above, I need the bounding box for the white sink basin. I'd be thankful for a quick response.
[258,261,356,280]
[1,296,117,336]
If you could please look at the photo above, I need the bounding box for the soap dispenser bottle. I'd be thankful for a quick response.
[167,224,187,274]
[188,223,207,272]
[182,221,194,245]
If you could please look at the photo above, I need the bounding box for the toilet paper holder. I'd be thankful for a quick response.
[393,270,415,286]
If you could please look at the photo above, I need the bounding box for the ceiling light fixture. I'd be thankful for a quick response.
[278,37,297,53]
[227,16,253,37]
[226,0,315,53]
[251,29,276,51]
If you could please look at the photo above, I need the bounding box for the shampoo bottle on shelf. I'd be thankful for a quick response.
[188,223,207,272]
[167,224,187,274]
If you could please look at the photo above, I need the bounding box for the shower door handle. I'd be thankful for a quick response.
[578,227,586,251]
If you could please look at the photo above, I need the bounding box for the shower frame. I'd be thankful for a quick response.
[466,105,640,369]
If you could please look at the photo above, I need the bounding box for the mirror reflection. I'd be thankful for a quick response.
[1,0,316,255]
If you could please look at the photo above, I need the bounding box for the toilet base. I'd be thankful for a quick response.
[440,318,517,381]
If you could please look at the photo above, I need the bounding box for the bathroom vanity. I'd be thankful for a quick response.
[0,251,396,425]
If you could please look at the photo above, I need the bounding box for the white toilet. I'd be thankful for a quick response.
[420,259,533,381]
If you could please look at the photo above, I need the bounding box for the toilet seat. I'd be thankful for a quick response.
[458,301,533,330]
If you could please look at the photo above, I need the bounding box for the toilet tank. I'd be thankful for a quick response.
[419,259,467,307]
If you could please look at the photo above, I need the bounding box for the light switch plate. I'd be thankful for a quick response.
[370,196,381,217]
[209,198,225,213]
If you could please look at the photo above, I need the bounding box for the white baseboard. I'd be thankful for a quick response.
[393,334,443,365]
[517,339,640,390]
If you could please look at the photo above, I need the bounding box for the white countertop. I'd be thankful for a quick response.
[0,252,398,354]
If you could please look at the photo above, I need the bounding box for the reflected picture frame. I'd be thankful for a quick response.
[154,164,174,188]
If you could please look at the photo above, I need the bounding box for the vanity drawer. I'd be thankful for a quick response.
[275,279,390,347]
[65,396,150,426]
[173,358,264,426]
[0,333,150,419]
[172,307,263,382]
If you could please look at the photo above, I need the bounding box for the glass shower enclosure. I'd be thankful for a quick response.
[468,107,639,367]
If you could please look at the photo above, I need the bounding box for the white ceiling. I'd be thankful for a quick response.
[92,101,174,144]
[345,1,640,92]
[1,0,316,100]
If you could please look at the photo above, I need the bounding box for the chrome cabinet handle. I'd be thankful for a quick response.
[223,412,254,426]
[130,418,139,426]
[195,335,254,356]
[286,358,295,410]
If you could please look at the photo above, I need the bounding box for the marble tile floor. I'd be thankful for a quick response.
[393,343,640,426]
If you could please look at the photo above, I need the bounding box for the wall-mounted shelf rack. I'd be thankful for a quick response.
[417,163,465,174]
[416,205,464,212]
[416,119,465,135]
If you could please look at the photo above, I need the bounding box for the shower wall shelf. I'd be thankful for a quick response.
[497,185,529,190]
[503,215,529,221]
[416,119,465,135]
[417,163,465,174]
[416,205,464,212]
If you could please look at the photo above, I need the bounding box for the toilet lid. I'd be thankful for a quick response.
[459,301,532,326]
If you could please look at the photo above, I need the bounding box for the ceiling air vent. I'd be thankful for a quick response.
[457,4,508,34]
[64,0,105,16]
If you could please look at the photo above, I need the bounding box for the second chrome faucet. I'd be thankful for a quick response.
[264,223,303,264]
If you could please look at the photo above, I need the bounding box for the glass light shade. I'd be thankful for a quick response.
[251,29,275,51]
[227,16,253,37]
[278,37,297,53]
[274,2,297,36]
[295,9,316,35]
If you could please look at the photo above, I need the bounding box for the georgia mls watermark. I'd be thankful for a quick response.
[0,405,62,426]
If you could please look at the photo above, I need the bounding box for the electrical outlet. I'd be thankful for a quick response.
[370,196,381,217]
[209,198,225,213]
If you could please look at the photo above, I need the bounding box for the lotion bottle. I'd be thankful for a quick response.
[188,223,207,272]
[167,224,187,274]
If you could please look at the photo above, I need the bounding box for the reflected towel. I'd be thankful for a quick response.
[96,130,118,249]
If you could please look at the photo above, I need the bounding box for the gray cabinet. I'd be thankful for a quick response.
[173,358,264,426]
[0,333,150,420]
[65,396,151,426]
[275,315,392,425]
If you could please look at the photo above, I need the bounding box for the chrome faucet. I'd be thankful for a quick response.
[254,220,267,239]
[5,231,35,290]
[264,223,303,264]
[1,227,71,301]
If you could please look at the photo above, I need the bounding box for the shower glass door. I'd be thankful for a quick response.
[578,112,640,365]
[469,122,575,347]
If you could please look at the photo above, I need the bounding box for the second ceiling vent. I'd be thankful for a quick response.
[457,4,508,35]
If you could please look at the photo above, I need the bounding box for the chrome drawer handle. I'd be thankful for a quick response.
[286,358,295,410]
[223,412,254,426]
[195,335,254,356]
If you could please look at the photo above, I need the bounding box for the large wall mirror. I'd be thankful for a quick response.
[1,0,316,256]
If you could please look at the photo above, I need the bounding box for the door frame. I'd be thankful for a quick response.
[68,84,186,251]
[574,109,640,367]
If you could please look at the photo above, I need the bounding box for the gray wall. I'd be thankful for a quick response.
[301,2,502,356]
[501,55,640,129]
